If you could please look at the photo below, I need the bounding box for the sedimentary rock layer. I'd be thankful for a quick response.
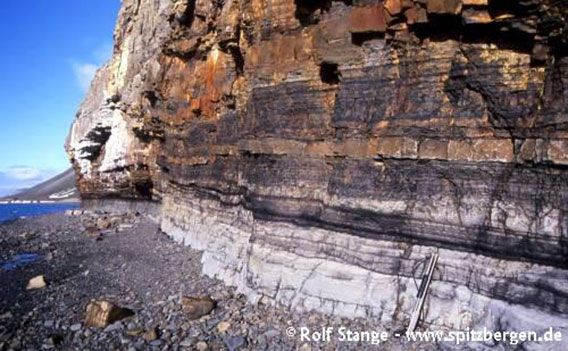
[66,0,568,345]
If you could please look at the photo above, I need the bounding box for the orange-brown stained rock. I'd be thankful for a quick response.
[401,0,414,8]
[162,48,234,122]
[349,5,387,33]
[404,5,429,24]
[419,139,448,159]
[427,0,462,15]
[384,0,402,15]
[247,33,315,81]
[199,48,224,117]
[250,0,298,31]
[181,296,215,320]
[463,0,487,5]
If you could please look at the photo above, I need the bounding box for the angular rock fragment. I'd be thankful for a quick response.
[217,321,231,333]
[427,0,462,15]
[143,327,159,341]
[26,275,46,290]
[84,300,134,328]
[181,296,215,320]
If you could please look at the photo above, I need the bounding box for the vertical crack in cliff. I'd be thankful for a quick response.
[450,45,531,140]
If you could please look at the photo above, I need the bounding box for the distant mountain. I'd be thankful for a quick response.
[1,169,79,202]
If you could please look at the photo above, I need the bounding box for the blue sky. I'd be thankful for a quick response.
[0,0,121,195]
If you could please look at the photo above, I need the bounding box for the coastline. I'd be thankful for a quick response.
[0,202,81,225]
[0,199,80,204]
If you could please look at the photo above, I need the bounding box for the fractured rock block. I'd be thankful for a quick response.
[547,140,568,165]
[349,5,387,33]
[448,139,514,162]
[377,137,418,159]
[418,139,448,159]
[85,300,134,328]
[427,0,462,15]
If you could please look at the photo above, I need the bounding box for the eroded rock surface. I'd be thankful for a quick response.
[66,0,568,345]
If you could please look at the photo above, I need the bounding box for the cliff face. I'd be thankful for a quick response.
[67,0,568,338]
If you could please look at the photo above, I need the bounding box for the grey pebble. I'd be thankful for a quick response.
[225,336,246,351]
[104,321,124,333]
[179,338,193,347]
[149,339,163,347]
[264,329,279,338]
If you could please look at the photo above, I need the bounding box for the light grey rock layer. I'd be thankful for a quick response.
[160,189,568,350]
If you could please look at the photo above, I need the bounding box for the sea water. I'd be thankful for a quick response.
[0,203,80,224]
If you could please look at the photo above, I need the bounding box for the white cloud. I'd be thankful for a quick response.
[72,62,99,91]
[4,166,43,181]
[71,42,113,92]
[0,166,61,197]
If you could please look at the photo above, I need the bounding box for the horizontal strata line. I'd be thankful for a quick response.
[163,183,568,270]
[157,137,567,165]
[249,248,568,316]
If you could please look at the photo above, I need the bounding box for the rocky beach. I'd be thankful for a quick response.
[0,210,430,351]
[1,0,567,350]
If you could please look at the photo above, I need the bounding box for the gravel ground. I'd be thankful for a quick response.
[0,211,432,351]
